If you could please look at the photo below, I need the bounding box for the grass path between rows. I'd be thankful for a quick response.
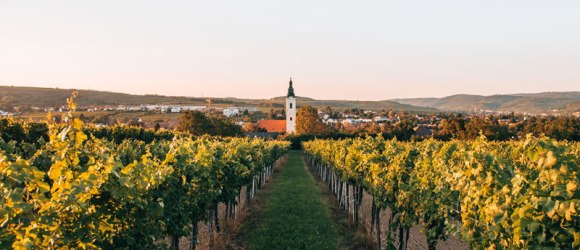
[245,151,341,249]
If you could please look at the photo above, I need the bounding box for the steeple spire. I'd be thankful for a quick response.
[285,78,297,134]
[287,78,295,97]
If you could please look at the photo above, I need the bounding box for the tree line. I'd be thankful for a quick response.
[293,107,580,142]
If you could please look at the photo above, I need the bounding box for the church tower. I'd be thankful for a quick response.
[286,78,296,134]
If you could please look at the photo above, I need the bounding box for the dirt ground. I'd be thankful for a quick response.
[358,192,467,250]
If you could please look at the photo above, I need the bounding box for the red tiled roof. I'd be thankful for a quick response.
[257,120,286,133]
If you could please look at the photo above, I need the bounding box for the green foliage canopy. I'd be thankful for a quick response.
[295,106,334,135]
[177,111,242,137]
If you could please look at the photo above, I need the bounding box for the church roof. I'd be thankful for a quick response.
[287,78,295,98]
[257,120,287,133]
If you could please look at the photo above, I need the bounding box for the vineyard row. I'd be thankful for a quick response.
[1,102,290,249]
[303,136,579,250]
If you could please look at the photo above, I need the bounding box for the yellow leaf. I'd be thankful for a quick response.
[37,181,50,193]
[565,202,576,221]
[546,151,557,167]
[573,231,580,248]
[75,131,87,145]
[567,181,577,198]
[73,118,83,130]
[48,161,65,180]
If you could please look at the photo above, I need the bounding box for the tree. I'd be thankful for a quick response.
[269,109,275,119]
[242,122,266,133]
[434,116,466,140]
[177,111,213,135]
[364,122,382,135]
[243,122,258,133]
[465,117,512,141]
[320,106,333,115]
[392,119,415,141]
[210,115,243,136]
[295,106,333,135]
[177,111,242,136]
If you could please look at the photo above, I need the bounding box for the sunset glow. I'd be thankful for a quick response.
[1,0,579,100]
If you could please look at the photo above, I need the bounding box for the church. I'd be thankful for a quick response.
[257,78,297,134]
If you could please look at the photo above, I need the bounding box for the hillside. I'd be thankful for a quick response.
[391,92,580,113]
[0,86,208,107]
[0,86,437,113]
[558,101,580,113]
[267,96,436,112]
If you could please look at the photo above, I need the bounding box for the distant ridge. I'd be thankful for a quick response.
[559,101,580,113]
[4,85,576,114]
[0,86,436,112]
[390,92,580,113]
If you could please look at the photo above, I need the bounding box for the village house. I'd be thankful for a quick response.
[223,107,240,117]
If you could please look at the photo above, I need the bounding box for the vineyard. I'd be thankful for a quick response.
[1,93,579,250]
[303,136,579,249]
[0,94,290,249]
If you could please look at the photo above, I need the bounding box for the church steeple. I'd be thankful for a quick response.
[287,78,295,98]
[285,78,296,134]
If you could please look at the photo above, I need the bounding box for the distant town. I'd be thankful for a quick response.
[1,84,578,141]
[2,99,578,142]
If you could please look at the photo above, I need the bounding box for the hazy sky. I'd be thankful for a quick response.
[1,1,579,100]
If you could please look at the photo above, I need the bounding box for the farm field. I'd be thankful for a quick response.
[2,113,579,249]
[1,95,578,249]
[2,110,579,249]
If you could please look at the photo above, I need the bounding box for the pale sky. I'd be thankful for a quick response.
[1,0,579,100]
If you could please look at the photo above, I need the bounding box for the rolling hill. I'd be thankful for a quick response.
[390,92,580,113]
[6,86,576,114]
[0,86,437,113]
[558,101,580,113]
